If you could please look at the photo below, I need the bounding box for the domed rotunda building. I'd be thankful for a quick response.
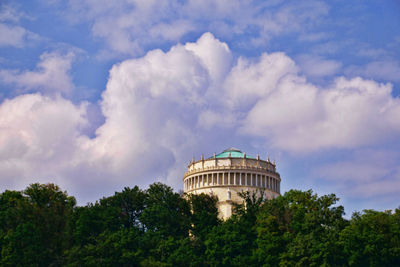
[183,148,281,219]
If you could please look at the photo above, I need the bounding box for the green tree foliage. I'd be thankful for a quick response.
[140,183,191,239]
[187,193,220,241]
[0,183,75,266]
[0,190,24,231]
[205,190,263,266]
[69,186,146,246]
[65,183,207,266]
[1,182,399,267]
[137,183,193,265]
[255,190,347,266]
[65,228,143,267]
[340,209,400,266]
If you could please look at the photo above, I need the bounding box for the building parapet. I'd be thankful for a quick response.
[184,165,280,179]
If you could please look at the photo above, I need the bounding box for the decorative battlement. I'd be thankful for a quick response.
[184,165,280,179]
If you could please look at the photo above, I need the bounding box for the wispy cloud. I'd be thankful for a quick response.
[346,60,400,82]
[0,52,76,95]
[296,54,342,77]
[314,149,400,199]
[63,0,329,57]
[0,6,39,48]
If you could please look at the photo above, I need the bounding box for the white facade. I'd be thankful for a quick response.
[183,148,281,220]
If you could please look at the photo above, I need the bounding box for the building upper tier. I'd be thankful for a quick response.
[185,148,278,178]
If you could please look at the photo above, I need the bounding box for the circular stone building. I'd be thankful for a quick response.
[183,148,281,219]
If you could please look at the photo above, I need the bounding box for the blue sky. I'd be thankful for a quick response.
[1,0,400,214]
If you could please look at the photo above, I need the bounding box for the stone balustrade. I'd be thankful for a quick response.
[184,165,278,178]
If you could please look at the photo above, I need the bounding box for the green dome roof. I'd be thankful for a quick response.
[214,148,255,159]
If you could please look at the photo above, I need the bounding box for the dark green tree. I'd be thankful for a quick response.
[2,181,400,267]
[204,190,263,266]
[69,186,146,247]
[0,190,25,232]
[166,237,204,267]
[187,193,220,241]
[340,209,400,266]
[140,183,191,238]
[255,190,347,266]
[65,186,147,266]
[110,186,146,229]
[65,228,143,267]
[137,183,192,265]
[0,183,76,266]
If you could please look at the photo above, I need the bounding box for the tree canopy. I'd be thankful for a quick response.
[0,183,399,266]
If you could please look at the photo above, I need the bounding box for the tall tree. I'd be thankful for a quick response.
[140,183,191,239]
[187,193,220,241]
[0,183,76,266]
[204,190,263,266]
[255,190,347,266]
[340,209,400,266]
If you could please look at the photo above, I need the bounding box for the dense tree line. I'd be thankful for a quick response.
[0,183,399,266]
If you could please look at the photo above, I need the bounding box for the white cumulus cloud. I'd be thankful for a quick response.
[242,75,400,152]
[0,52,76,95]
[1,32,400,204]
[0,93,88,189]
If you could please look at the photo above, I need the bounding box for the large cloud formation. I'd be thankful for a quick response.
[0,94,88,188]
[1,33,400,204]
